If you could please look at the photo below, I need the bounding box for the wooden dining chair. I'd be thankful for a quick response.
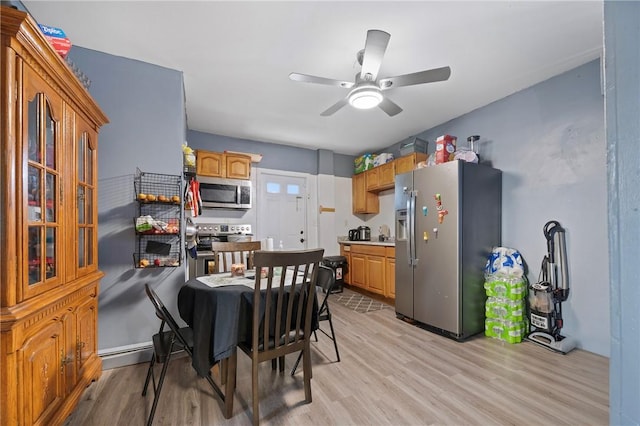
[236,248,324,425]
[209,241,262,273]
[142,284,234,425]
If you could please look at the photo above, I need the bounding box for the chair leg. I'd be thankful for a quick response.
[252,355,260,426]
[142,353,156,396]
[147,350,173,426]
[327,313,341,362]
[290,351,303,376]
[220,358,227,385]
[222,352,237,419]
[279,355,285,372]
[302,345,312,403]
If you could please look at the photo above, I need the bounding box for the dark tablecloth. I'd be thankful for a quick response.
[178,277,318,377]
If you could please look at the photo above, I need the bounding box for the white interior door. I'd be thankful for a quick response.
[257,173,307,250]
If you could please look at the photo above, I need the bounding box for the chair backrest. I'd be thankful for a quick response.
[316,265,335,293]
[250,248,324,356]
[144,284,190,349]
[210,241,262,273]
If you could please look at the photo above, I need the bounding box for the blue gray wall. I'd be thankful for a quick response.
[67,47,186,362]
[187,130,354,177]
[604,2,640,425]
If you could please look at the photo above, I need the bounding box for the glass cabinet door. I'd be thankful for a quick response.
[75,118,98,277]
[23,68,63,299]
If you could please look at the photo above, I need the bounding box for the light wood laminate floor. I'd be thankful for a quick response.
[64,294,608,425]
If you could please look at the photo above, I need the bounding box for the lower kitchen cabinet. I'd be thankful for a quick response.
[341,243,395,297]
[340,245,351,285]
[385,254,396,298]
[366,255,386,295]
[350,253,367,288]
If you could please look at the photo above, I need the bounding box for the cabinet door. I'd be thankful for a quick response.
[340,246,351,284]
[70,115,99,279]
[196,151,224,177]
[365,168,379,191]
[19,319,67,425]
[22,66,64,301]
[366,255,385,295]
[385,258,395,298]
[378,162,396,189]
[76,297,98,378]
[352,173,379,214]
[350,253,366,288]
[395,153,427,175]
[225,153,251,179]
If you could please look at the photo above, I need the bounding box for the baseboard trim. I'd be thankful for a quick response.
[98,342,153,370]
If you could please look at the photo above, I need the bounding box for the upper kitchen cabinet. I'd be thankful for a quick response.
[1,7,108,426]
[352,172,379,214]
[366,161,395,192]
[196,150,251,179]
[395,152,427,175]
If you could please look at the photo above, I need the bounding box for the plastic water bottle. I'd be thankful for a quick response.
[278,240,284,250]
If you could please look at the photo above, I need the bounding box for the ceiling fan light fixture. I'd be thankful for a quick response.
[348,87,383,109]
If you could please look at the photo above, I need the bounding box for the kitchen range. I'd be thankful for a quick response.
[186,220,253,279]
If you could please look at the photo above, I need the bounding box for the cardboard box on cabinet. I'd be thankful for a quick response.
[38,24,72,58]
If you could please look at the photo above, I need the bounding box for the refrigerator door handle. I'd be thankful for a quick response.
[409,191,417,266]
[406,197,412,265]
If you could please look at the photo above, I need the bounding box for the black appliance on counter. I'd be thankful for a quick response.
[348,226,371,241]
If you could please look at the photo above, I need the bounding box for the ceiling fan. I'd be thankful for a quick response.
[289,29,451,117]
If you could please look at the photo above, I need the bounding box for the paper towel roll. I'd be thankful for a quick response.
[264,237,274,251]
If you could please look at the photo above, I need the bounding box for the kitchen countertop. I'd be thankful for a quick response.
[338,240,395,247]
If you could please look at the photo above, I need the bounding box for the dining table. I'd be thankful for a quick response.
[177,269,318,378]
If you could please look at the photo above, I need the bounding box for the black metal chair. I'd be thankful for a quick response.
[142,284,233,425]
[291,264,341,376]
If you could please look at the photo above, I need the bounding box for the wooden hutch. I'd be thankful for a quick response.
[1,7,108,425]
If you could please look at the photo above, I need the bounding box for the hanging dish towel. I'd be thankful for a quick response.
[185,177,202,217]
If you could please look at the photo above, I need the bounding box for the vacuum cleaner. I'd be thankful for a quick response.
[526,220,577,354]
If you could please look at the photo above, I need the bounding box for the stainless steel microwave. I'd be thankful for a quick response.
[197,176,251,209]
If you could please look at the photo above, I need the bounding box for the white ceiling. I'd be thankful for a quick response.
[22,1,603,156]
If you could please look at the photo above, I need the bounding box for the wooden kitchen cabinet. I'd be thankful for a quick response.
[350,253,367,288]
[352,153,425,213]
[366,161,395,193]
[196,150,224,177]
[196,150,251,179]
[1,8,108,426]
[395,152,427,175]
[352,172,379,214]
[385,247,396,298]
[347,244,388,296]
[366,255,386,295]
[225,152,252,179]
[340,244,351,284]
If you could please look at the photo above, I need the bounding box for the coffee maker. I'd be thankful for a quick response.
[348,226,371,241]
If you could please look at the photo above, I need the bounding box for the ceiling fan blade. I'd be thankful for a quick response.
[360,30,390,81]
[289,72,354,89]
[378,97,403,117]
[321,97,349,116]
[379,66,451,89]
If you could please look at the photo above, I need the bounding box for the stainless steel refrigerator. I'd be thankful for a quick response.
[395,161,501,340]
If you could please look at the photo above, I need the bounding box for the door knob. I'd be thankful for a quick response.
[300,238,305,243]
